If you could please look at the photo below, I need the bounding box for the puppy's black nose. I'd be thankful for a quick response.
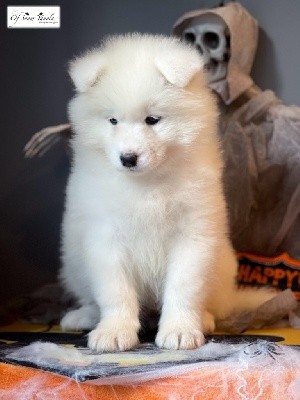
[120,153,138,168]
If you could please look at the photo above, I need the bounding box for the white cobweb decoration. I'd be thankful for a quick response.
[0,339,300,399]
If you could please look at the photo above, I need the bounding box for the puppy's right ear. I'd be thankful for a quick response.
[154,46,204,88]
[68,50,106,93]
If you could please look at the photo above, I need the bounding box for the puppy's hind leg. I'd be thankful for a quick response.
[61,304,100,331]
[202,310,216,334]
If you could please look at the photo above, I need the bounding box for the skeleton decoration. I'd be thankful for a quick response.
[24,2,300,264]
[173,2,258,105]
[24,123,71,158]
[181,14,230,84]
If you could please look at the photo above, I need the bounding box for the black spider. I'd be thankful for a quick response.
[243,341,283,360]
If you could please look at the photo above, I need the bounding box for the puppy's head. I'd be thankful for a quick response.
[68,34,217,174]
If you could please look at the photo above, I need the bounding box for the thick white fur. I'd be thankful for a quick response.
[60,34,272,352]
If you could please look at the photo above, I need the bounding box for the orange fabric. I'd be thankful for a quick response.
[0,361,297,399]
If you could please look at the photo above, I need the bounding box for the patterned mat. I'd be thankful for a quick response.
[0,322,299,383]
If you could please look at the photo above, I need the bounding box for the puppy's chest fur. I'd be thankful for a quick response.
[116,183,179,264]
[115,184,185,302]
[88,172,190,287]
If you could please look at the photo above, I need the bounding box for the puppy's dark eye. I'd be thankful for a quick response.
[109,118,118,125]
[145,116,161,125]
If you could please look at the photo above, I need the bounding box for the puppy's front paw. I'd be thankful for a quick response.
[88,321,140,352]
[156,324,205,350]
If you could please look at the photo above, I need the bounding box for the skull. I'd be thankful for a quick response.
[181,14,230,84]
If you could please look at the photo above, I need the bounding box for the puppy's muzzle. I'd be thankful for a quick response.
[120,153,138,168]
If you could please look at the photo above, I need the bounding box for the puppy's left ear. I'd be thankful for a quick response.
[68,50,106,93]
[155,46,204,88]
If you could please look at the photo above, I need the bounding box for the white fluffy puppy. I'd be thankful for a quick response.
[60,34,271,352]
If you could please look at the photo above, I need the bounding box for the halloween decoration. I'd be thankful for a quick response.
[180,14,230,85]
[173,2,300,261]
